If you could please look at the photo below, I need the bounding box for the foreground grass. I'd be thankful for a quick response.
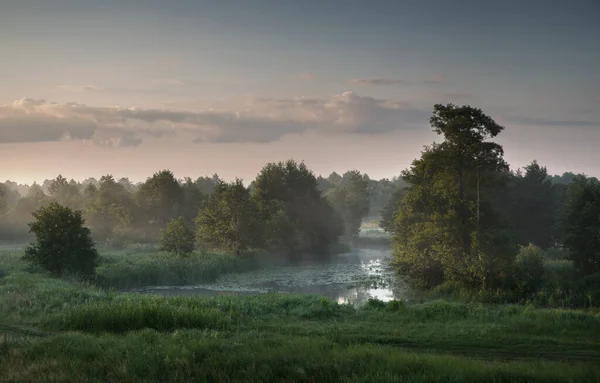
[3,330,599,383]
[1,274,599,382]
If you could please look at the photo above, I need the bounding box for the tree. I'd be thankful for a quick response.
[561,175,600,275]
[85,175,135,243]
[47,175,82,209]
[196,179,260,255]
[136,170,183,237]
[327,170,370,243]
[0,183,49,241]
[253,160,343,257]
[194,174,221,195]
[505,161,558,249]
[180,177,206,223]
[22,202,99,278]
[0,183,7,217]
[379,186,407,234]
[159,216,195,256]
[392,104,513,289]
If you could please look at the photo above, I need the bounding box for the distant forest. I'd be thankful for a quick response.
[0,164,589,249]
[0,164,405,255]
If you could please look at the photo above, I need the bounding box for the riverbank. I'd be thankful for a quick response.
[1,272,599,382]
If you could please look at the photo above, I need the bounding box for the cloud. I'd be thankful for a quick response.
[56,84,102,92]
[350,78,405,86]
[0,92,430,146]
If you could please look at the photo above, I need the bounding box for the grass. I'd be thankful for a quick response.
[1,274,599,382]
[0,247,274,291]
[2,241,600,382]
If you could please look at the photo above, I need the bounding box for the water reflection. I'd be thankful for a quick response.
[136,248,412,306]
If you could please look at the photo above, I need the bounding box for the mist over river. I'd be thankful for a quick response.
[134,247,415,305]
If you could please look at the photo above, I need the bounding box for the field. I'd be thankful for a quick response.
[1,245,599,382]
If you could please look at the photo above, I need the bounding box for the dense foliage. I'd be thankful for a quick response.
[253,160,344,258]
[380,103,600,290]
[158,217,196,256]
[391,104,512,289]
[22,202,99,278]
[561,175,600,275]
[196,179,261,255]
[326,170,370,243]
[0,163,386,259]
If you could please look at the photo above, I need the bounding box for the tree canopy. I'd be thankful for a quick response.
[392,104,513,289]
[22,202,99,278]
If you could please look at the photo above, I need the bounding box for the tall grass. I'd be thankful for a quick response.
[96,251,246,289]
[0,273,110,325]
[1,246,275,291]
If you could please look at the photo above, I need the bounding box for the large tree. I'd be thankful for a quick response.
[392,104,513,289]
[253,160,343,258]
[136,170,183,237]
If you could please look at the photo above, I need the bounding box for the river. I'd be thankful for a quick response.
[134,247,415,306]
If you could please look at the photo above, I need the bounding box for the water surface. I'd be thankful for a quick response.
[136,247,413,305]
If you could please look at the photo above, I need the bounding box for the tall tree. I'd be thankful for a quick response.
[180,177,206,223]
[327,170,370,243]
[136,170,183,236]
[86,175,135,242]
[392,104,513,289]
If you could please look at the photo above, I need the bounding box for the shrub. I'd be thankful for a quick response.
[514,244,545,294]
[22,202,99,279]
[159,217,195,256]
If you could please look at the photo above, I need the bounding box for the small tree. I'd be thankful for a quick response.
[196,179,260,255]
[159,216,195,256]
[514,244,545,294]
[23,202,99,278]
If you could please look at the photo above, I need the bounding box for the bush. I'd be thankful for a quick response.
[22,202,99,279]
[514,244,545,294]
[159,217,195,256]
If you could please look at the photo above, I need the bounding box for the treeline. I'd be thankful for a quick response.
[379,103,600,296]
[0,161,399,259]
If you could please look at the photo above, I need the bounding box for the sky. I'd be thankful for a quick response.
[1,0,599,184]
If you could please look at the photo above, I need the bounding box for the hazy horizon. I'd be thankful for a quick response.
[2,0,599,183]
